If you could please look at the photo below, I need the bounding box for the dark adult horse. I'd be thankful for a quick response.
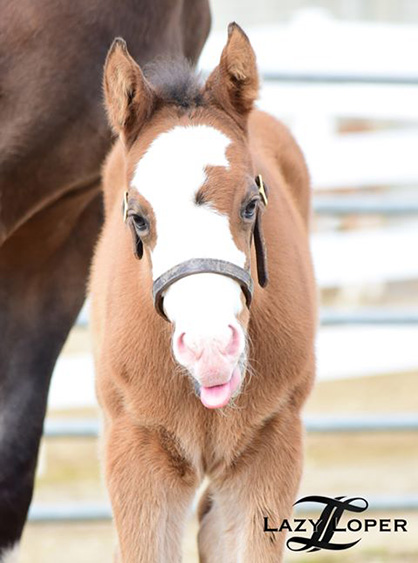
[0,1,210,559]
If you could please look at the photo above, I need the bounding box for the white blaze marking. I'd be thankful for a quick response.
[131,125,246,326]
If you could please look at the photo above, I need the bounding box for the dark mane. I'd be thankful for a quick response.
[143,57,205,108]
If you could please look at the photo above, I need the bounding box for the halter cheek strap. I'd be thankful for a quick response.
[254,174,269,288]
[123,174,269,321]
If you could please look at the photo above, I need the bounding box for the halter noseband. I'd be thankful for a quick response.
[152,258,254,322]
[123,175,269,322]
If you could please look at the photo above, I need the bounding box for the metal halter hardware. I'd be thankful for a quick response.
[122,190,129,222]
[256,174,268,207]
[152,258,254,322]
[123,174,268,322]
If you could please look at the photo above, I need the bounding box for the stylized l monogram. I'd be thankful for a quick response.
[287,496,368,552]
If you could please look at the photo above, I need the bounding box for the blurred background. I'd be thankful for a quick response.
[21,1,418,562]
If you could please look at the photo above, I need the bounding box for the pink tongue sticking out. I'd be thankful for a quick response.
[200,381,234,409]
[200,367,241,409]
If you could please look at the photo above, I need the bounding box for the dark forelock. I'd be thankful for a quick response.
[143,57,204,108]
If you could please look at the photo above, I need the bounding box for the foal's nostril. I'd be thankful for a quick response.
[221,324,241,357]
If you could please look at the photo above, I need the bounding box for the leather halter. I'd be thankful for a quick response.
[123,175,269,322]
[153,258,254,321]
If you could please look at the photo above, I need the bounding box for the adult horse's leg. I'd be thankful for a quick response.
[0,185,102,560]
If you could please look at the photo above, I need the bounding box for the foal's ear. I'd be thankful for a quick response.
[104,38,156,146]
[205,23,259,128]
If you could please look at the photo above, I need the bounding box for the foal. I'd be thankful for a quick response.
[91,23,316,562]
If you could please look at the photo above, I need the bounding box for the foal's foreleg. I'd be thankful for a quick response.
[197,486,227,563]
[104,420,199,563]
[198,408,304,563]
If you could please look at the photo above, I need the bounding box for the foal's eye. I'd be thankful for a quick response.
[132,214,149,234]
[242,198,258,221]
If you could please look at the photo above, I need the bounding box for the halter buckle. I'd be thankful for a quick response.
[256,174,268,207]
[122,190,129,222]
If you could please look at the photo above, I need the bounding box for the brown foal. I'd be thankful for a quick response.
[91,23,316,562]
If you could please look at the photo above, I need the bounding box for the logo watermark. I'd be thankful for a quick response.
[263,495,408,553]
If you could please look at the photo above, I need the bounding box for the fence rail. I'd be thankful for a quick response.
[320,309,418,325]
[43,414,418,439]
[313,198,418,215]
[262,71,418,85]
